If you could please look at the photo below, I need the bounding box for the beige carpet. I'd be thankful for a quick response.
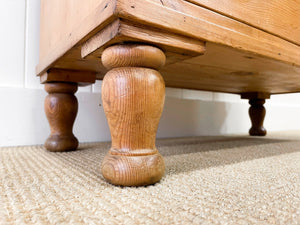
[1,132,300,224]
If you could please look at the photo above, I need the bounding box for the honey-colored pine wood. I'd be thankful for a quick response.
[81,19,206,60]
[37,0,116,76]
[101,44,166,186]
[44,82,79,152]
[37,0,300,77]
[117,0,300,66]
[186,0,300,45]
[160,42,300,95]
[248,99,267,136]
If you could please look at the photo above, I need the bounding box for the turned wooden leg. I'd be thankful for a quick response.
[44,82,79,152]
[100,44,166,186]
[248,98,267,136]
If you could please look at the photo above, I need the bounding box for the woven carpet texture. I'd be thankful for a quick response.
[1,132,300,224]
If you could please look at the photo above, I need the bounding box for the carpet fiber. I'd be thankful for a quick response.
[1,132,300,224]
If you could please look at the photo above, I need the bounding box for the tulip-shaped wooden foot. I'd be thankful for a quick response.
[101,44,166,186]
[44,82,79,152]
[249,98,267,136]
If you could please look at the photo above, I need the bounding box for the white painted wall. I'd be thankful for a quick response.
[1,0,300,147]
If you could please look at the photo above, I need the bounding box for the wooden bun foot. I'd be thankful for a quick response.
[44,82,79,152]
[102,151,165,186]
[101,44,166,186]
[249,99,267,136]
[45,135,78,152]
[249,127,267,136]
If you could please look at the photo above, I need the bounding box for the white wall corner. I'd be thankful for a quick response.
[24,0,42,89]
[0,0,26,88]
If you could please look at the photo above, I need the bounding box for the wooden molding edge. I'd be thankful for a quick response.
[40,69,96,86]
[81,19,206,64]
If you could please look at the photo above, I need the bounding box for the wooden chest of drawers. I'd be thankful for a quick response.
[37,0,300,186]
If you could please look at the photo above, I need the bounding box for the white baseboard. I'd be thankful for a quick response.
[0,87,299,147]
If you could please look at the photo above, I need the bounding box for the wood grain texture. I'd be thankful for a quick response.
[37,0,117,76]
[117,0,300,66]
[248,99,267,136]
[44,82,79,152]
[37,1,300,101]
[101,44,166,186]
[186,0,300,45]
[37,0,300,77]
